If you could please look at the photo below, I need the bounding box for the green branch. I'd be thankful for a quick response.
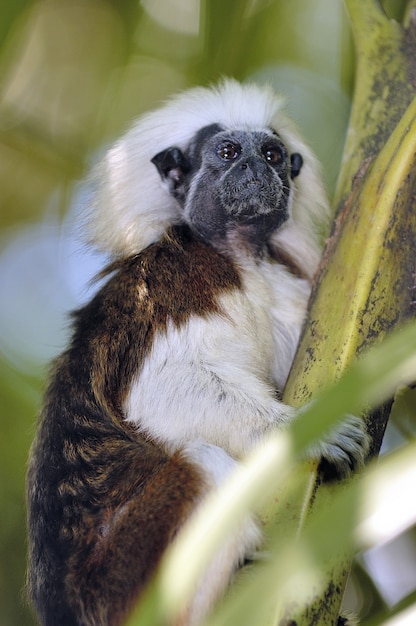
[345,0,387,46]
[334,0,415,209]
[263,1,416,623]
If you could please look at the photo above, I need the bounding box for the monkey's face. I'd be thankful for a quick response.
[151,125,303,251]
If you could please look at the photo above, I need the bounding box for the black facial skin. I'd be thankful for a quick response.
[152,125,303,254]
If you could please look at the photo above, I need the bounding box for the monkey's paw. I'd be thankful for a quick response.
[309,415,371,481]
[338,612,359,625]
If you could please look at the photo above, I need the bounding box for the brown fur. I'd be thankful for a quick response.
[26,225,241,626]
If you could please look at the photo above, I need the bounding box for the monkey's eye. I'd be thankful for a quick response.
[217,143,240,161]
[262,145,282,164]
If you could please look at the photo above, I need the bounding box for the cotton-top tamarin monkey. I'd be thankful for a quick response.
[26,79,369,626]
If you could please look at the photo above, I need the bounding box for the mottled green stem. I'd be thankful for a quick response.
[266,1,416,624]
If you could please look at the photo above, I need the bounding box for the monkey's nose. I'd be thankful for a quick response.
[240,157,267,177]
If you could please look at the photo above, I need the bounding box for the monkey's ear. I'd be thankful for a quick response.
[151,147,190,197]
[290,153,303,179]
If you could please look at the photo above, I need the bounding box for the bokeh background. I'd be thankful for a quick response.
[0,1,414,624]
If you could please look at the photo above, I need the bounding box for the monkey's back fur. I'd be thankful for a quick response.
[27,225,244,625]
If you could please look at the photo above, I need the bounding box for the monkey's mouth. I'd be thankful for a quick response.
[225,181,285,218]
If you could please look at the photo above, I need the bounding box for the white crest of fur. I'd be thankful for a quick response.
[86,78,329,277]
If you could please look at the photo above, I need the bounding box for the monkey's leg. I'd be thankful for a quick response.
[64,451,205,626]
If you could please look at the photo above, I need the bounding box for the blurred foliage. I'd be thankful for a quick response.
[0,1,414,625]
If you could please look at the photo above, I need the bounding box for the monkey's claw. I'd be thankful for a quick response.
[311,415,371,481]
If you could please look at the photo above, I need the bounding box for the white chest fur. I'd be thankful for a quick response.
[124,257,310,459]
